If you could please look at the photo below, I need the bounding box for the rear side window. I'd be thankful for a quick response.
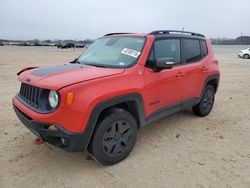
[183,39,202,63]
[154,39,181,64]
[200,40,208,57]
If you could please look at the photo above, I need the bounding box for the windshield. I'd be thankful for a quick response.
[77,37,146,68]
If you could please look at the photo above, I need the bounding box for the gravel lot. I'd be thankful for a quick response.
[1,46,250,188]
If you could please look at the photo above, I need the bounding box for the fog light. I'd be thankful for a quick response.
[48,125,57,131]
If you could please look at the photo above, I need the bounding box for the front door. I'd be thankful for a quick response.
[144,38,185,117]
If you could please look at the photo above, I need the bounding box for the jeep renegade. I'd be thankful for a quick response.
[13,30,220,165]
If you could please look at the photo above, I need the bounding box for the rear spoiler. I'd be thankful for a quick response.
[17,67,38,76]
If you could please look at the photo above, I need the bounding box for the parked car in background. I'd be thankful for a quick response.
[238,48,250,59]
[33,42,55,47]
[57,42,75,49]
[75,43,85,48]
[0,42,4,46]
[16,42,33,46]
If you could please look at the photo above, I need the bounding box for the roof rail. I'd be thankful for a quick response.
[104,33,133,36]
[149,30,205,37]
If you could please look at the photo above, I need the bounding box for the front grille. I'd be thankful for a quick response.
[19,83,42,108]
[17,83,57,113]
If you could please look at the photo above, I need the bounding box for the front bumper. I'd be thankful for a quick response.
[238,52,244,57]
[14,105,91,152]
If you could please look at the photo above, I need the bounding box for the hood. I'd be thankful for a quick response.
[241,49,249,53]
[18,64,125,90]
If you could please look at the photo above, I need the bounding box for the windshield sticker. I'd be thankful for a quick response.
[121,48,141,58]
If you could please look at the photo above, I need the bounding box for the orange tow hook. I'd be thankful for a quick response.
[34,138,43,145]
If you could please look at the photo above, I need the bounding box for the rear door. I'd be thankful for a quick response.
[180,39,209,101]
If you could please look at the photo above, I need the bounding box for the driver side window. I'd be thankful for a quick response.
[146,39,181,69]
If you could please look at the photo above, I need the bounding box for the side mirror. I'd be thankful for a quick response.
[155,57,176,71]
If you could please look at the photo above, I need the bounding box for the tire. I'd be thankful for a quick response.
[89,109,137,165]
[243,54,250,59]
[192,85,215,117]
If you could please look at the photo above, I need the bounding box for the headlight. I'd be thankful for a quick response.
[48,90,59,108]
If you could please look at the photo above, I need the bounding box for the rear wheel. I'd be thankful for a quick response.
[243,54,250,59]
[89,109,137,165]
[192,85,215,117]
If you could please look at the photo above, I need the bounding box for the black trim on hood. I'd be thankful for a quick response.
[32,64,87,77]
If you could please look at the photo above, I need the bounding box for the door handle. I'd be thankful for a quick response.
[201,66,208,72]
[176,71,186,78]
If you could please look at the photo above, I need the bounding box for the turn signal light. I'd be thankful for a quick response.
[67,92,74,106]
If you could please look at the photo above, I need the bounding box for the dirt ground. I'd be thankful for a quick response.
[1,46,250,188]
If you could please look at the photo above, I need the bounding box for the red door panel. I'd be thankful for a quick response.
[143,66,185,117]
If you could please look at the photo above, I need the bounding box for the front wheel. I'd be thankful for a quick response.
[243,54,250,59]
[89,109,137,165]
[193,85,215,117]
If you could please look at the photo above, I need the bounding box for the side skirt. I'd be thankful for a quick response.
[145,98,199,125]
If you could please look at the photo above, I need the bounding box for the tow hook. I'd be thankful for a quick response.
[34,138,43,145]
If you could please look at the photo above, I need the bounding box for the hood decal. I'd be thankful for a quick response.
[31,64,86,77]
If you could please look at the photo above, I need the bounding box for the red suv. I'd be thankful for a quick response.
[13,30,220,165]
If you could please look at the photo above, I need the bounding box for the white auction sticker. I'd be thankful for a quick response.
[121,48,141,58]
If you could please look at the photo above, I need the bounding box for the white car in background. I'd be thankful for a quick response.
[238,48,250,59]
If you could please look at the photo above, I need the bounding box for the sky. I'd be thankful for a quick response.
[0,0,250,40]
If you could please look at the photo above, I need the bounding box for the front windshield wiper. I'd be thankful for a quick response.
[71,60,120,68]
[83,63,107,68]
[69,58,80,64]
[70,59,106,67]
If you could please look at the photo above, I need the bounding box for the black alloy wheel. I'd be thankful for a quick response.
[89,109,137,165]
[102,120,132,158]
[193,85,215,117]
